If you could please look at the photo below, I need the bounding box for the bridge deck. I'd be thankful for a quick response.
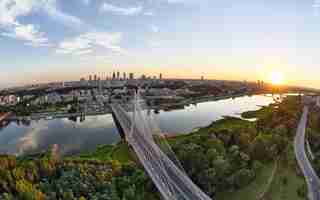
[110,103,212,200]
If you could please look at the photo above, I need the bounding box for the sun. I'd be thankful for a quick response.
[270,71,284,85]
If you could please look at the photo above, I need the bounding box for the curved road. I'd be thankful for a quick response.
[294,106,320,200]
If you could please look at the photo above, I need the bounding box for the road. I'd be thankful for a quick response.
[111,103,212,200]
[294,106,320,200]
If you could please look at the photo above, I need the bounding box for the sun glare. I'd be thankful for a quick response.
[270,71,284,85]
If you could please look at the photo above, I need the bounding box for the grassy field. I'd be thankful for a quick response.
[264,162,305,200]
[241,106,274,119]
[216,162,275,200]
[67,141,134,163]
[110,141,133,163]
[215,159,306,200]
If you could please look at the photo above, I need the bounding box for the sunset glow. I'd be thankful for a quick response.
[270,71,284,85]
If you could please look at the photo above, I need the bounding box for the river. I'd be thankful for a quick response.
[0,94,281,155]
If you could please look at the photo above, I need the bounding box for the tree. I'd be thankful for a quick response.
[230,169,255,188]
[63,190,75,200]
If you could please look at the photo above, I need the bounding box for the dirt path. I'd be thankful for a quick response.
[257,158,278,200]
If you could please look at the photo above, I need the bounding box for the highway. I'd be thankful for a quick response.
[294,106,320,200]
[111,100,212,200]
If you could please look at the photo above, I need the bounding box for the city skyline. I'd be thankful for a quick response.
[1,0,320,89]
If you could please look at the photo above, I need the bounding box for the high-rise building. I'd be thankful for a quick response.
[94,74,97,81]
[117,71,120,80]
[129,73,134,79]
[112,72,116,80]
[89,75,92,82]
[159,73,162,80]
[201,76,204,81]
[141,74,146,80]
[123,72,126,80]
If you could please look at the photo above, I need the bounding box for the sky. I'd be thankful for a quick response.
[1,0,320,88]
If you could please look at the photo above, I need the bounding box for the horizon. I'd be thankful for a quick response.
[1,0,320,89]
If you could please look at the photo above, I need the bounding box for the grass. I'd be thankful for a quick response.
[216,162,275,200]
[265,161,305,200]
[67,141,133,163]
[216,159,306,200]
[241,106,274,119]
[110,141,133,163]
[68,145,114,161]
[207,116,254,130]
[168,116,255,141]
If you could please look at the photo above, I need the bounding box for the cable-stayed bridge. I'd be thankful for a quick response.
[110,92,212,200]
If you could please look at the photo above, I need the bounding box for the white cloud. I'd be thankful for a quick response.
[100,3,143,16]
[43,3,83,27]
[166,0,199,4]
[0,0,82,27]
[0,0,36,26]
[1,24,49,46]
[151,25,159,33]
[144,11,154,16]
[0,0,82,46]
[167,0,181,3]
[56,32,125,56]
[313,0,320,16]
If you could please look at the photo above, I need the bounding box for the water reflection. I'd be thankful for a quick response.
[0,114,120,155]
[154,95,277,134]
[0,94,278,155]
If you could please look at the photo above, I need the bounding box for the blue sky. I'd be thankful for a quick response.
[1,0,320,88]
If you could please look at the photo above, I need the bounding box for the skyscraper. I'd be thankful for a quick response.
[112,72,116,80]
[123,72,126,80]
[159,73,162,80]
[117,71,120,80]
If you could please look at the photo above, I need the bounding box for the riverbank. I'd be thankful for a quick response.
[152,92,250,111]
[8,92,251,121]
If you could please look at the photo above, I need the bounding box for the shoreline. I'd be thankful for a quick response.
[7,92,253,121]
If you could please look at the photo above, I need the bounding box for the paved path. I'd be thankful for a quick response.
[294,106,320,200]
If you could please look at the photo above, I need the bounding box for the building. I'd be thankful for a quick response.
[159,73,162,80]
[123,72,126,80]
[80,78,86,86]
[129,73,134,80]
[98,78,102,92]
[112,72,116,80]
[117,71,120,80]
